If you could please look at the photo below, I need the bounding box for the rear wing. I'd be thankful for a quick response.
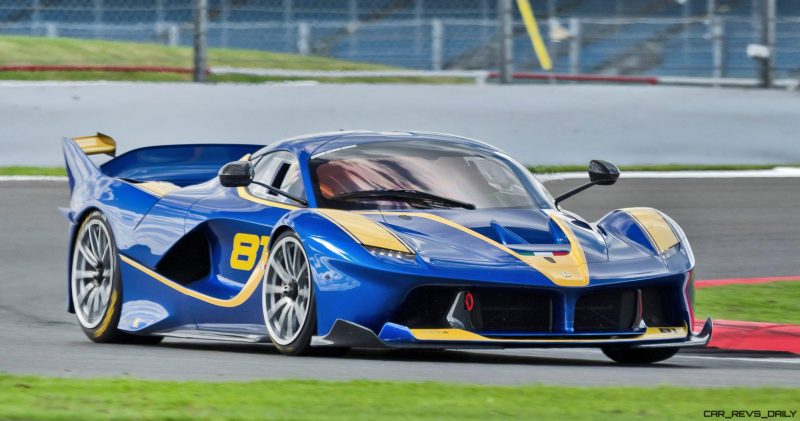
[63,133,262,191]
[72,132,116,157]
[62,133,113,194]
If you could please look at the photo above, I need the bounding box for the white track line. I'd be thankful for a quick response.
[0,81,146,88]
[536,167,800,181]
[2,167,800,183]
[491,348,800,365]
[557,348,800,364]
[678,355,800,365]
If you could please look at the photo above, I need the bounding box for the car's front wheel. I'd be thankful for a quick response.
[601,347,679,364]
[262,231,317,355]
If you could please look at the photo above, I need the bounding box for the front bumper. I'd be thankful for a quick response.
[311,316,713,350]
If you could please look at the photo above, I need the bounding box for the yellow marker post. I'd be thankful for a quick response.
[516,0,553,71]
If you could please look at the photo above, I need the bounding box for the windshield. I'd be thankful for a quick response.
[310,140,552,210]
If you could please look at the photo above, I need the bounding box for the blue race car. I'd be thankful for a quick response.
[61,130,711,363]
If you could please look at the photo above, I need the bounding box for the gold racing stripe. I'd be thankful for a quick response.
[316,209,411,254]
[623,207,680,254]
[410,325,687,343]
[133,181,181,197]
[120,252,268,307]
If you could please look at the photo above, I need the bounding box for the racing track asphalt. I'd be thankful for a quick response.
[0,178,798,386]
[1,83,799,167]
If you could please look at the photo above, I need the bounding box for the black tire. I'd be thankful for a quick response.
[70,211,162,345]
[601,347,679,364]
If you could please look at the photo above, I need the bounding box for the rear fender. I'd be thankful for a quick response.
[64,181,163,313]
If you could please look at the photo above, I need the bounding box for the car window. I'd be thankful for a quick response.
[249,151,306,205]
[310,140,548,210]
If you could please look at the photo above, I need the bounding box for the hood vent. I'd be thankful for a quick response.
[490,220,529,246]
[492,219,573,256]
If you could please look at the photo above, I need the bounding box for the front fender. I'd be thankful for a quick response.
[271,210,416,334]
[597,207,694,271]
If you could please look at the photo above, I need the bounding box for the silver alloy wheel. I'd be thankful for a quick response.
[70,218,115,329]
[262,236,312,346]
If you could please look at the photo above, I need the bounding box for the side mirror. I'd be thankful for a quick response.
[588,159,620,186]
[218,161,253,187]
[554,160,621,206]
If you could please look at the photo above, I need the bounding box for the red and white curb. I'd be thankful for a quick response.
[694,319,800,355]
[697,276,800,355]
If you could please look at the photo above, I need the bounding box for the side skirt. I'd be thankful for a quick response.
[154,329,270,343]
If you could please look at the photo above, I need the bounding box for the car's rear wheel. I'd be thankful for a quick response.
[71,211,162,345]
[601,347,679,364]
[262,232,317,355]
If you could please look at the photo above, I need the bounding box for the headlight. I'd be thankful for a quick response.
[364,245,416,262]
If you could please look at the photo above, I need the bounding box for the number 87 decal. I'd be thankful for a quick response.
[230,233,270,271]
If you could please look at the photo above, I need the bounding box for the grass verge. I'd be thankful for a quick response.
[0,36,466,84]
[0,36,392,70]
[696,281,800,325]
[0,374,798,420]
[0,166,67,176]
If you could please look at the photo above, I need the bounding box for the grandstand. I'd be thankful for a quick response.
[0,0,798,78]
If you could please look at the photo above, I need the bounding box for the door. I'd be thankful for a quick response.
[185,151,308,333]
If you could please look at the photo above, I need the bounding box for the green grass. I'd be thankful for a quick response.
[0,36,469,84]
[0,374,798,420]
[0,166,67,176]
[0,36,392,70]
[696,281,800,325]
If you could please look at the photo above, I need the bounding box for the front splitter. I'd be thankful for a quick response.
[311,317,713,350]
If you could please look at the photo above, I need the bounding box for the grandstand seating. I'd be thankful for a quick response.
[0,0,797,77]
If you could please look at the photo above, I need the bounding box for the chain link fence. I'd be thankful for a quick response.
[0,0,798,79]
